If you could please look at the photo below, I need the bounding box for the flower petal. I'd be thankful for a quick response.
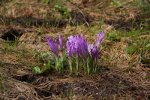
[47,37,58,57]
[96,32,104,47]
[88,44,100,60]
[59,33,63,51]
[66,35,88,58]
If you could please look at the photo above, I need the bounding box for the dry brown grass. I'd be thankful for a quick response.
[0,0,149,99]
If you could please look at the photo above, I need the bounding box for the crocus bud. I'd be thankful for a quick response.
[88,44,99,60]
[96,32,104,48]
[47,36,58,58]
[59,33,63,51]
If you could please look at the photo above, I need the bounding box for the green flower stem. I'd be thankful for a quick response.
[69,60,72,74]
[75,57,79,75]
[55,58,58,71]
[87,57,90,75]
[94,59,97,73]
[86,57,97,75]
[61,56,64,72]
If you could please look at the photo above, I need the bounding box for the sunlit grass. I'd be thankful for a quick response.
[125,29,150,55]
[106,30,122,42]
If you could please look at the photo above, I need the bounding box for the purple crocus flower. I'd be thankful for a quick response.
[78,35,88,57]
[88,44,99,60]
[66,35,88,59]
[96,32,104,48]
[59,34,63,51]
[47,37,58,58]
[66,36,76,58]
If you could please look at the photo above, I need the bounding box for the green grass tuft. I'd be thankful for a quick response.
[107,30,122,42]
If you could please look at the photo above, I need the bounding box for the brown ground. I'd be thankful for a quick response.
[0,0,150,100]
[0,43,149,99]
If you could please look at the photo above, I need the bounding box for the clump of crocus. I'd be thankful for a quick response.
[66,32,104,75]
[66,35,88,74]
[47,34,66,73]
[86,32,104,74]
[33,32,104,75]
[86,44,99,74]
